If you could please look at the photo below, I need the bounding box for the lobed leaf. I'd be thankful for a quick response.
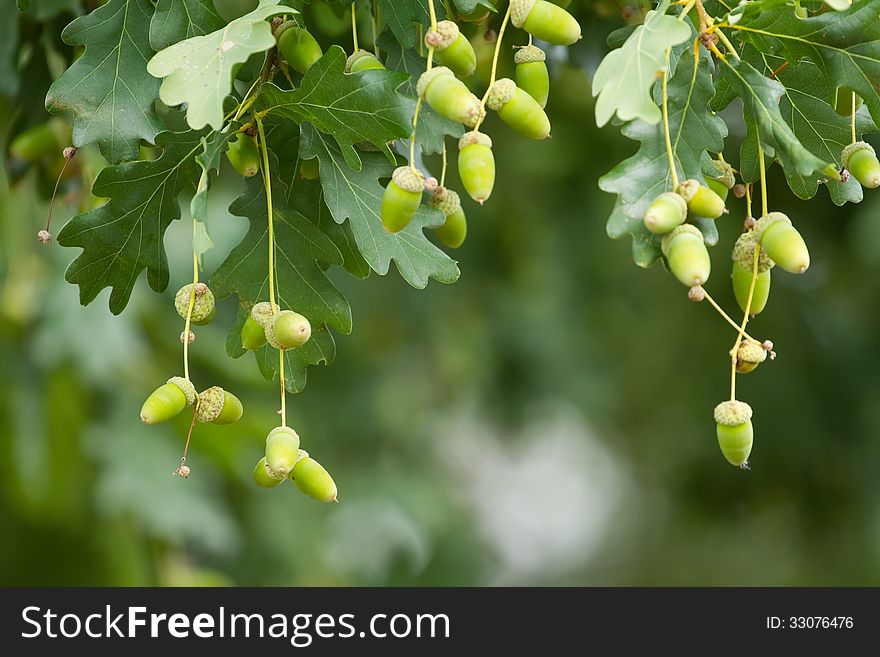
[149,0,225,52]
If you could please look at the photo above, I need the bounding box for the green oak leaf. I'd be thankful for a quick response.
[378,0,443,49]
[451,0,496,15]
[300,123,460,288]
[730,0,880,129]
[0,5,18,97]
[378,32,464,155]
[736,48,876,205]
[716,56,837,182]
[149,0,225,51]
[147,0,288,131]
[45,0,164,163]
[210,171,351,393]
[600,40,727,267]
[592,0,692,127]
[258,46,414,170]
[57,130,205,314]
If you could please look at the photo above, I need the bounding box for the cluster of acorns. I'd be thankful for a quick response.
[641,136,880,467]
[380,0,582,244]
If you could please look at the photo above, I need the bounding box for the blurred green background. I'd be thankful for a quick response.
[2,0,880,587]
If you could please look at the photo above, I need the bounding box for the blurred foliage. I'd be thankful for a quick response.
[2,0,880,587]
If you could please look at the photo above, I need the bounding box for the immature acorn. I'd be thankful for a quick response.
[196,386,243,425]
[842,141,880,189]
[271,310,312,349]
[487,78,551,140]
[735,341,767,374]
[714,400,754,467]
[429,187,467,248]
[253,457,285,489]
[754,212,810,274]
[834,87,862,117]
[276,23,323,75]
[416,67,483,127]
[706,160,736,201]
[510,0,582,46]
[458,131,495,204]
[225,133,260,177]
[426,20,477,78]
[291,456,338,503]
[643,192,687,235]
[731,231,774,315]
[381,166,425,233]
[677,179,726,219]
[661,224,711,287]
[265,426,302,478]
[140,376,197,425]
[514,45,549,108]
[345,49,385,73]
[10,122,62,162]
[241,314,268,351]
[175,283,215,325]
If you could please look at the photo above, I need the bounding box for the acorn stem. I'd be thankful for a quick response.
[851,91,857,144]
[474,3,512,132]
[44,146,76,237]
[729,243,762,400]
[440,142,448,188]
[351,2,359,52]
[661,47,679,190]
[279,349,287,428]
[174,405,199,477]
[182,244,199,381]
[408,0,439,171]
[757,135,768,217]
[701,289,763,347]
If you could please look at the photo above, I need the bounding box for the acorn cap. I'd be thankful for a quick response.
[345,49,379,73]
[428,187,462,217]
[175,283,215,322]
[425,20,460,51]
[714,400,753,427]
[753,212,792,242]
[167,376,197,406]
[416,66,454,98]
[487,78,516,110]
[196,386,225,423]
[675,179,703,203]
[660,223,703,257]
[710,160,736,189]
[251,301,277,329]
[732,231,775,272]
[737,341,767,365]
[510,0,537,28]
[841,140,876,169]
[514,45,546,64]
[391,166,426,193]
[264,322,284,350]
[268,425,300,441]
[459,130,492,149]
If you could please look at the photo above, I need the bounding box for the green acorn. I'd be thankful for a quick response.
[291,455,338,503]
[429,187,467,248]
[345,49,385,73]
[299,157,320,179]
[510,0,581,46]
[643,191,687,235]
[276,23,323,75]
[458,131,495,204]
[381,166,425,233]
[174,283,215,325]
[253,457,284,488]
[842,141,880,189]
[196,386,243,425]
[706,160,736,202]
[426,21,477,78]
[225,133,260,177]
[731,231,774,315]
[265,426,302,478]
[9,122,62,162]
[834,87,862,117]
[271,310,312,350]
[487,78,551,140]
[714,400,754,467]
[677,179,726,219]
[140,376,197,425]
[514,45,549,108]
[241,314,267,351]
[754,212,810,274]
[735,341,767,374]
[417,67,483,127]
[661,224,711,287]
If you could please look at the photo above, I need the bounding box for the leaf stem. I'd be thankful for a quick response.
[662,48,679,190]
[474,3,512,132]
[351,2,359,52]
